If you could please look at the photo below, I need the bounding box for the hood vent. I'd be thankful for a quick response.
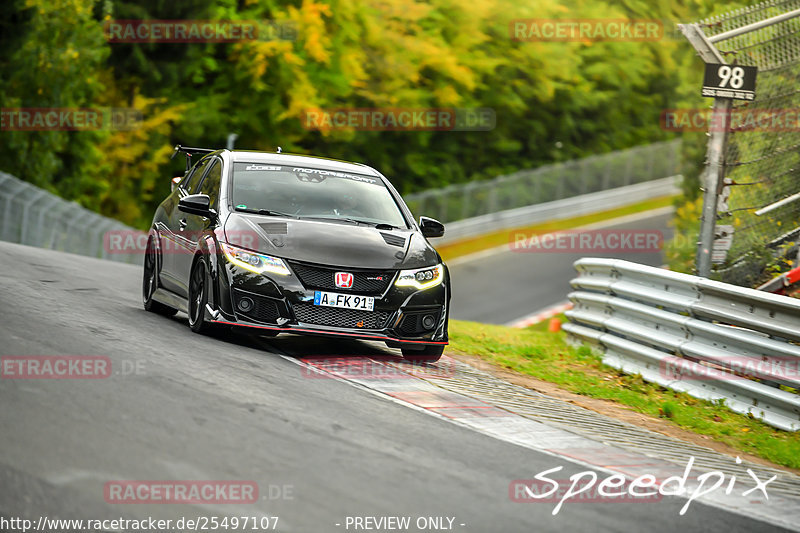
[258,222,288,235]
[380,232,406,247]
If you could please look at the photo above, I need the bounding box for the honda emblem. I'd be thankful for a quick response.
[335,272,354,289]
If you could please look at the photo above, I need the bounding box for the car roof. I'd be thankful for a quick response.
[226,150,382,177]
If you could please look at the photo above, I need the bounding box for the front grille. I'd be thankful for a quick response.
[233,289,281,324]
[292,303,391,330]
[288,262,394,295]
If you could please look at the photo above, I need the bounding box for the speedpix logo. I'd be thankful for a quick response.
[510,456,776,516]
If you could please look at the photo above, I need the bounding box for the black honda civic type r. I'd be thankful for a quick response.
[143,146,450,362]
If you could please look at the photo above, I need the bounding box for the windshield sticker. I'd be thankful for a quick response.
[295,173,326,183]
[292,167,378,184]
[244,164,281,171]
[237,163,380,185]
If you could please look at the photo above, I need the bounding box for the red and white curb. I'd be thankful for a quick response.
[506,301,573,328]
[264,345,800,530]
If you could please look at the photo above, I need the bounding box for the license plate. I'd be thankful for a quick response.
[314,291,374,311]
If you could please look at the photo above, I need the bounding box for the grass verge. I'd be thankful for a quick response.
[437,195,676,262]
[447,318,800,470]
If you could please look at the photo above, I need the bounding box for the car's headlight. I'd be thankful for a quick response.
[394,264,444,290]
[220,242,291,276]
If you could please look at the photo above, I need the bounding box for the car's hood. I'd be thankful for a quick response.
[224,213,439,269]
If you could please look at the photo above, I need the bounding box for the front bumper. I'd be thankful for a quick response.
[209,259,449,345]
[209,317,448,346]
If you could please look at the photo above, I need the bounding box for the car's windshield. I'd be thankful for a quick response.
[231,163,408,228]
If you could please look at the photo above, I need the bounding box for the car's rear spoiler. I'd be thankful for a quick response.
[170,145,217,172]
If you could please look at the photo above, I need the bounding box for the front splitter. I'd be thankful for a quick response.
[211,318,448,345]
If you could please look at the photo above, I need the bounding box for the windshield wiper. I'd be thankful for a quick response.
[349,219,400,230]
[235,207,296,218]
[304,216,399,229]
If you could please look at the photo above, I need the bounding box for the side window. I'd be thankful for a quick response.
[197,160,223,210]
[181,157,211,193]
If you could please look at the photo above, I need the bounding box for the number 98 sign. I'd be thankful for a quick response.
[702,63,757,101]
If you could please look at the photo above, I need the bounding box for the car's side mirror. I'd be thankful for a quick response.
[171,176,182,192]
[419,216,445,238]
[179,194,216,219]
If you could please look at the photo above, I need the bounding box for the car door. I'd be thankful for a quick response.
[160,156,212,294]
[173,157,223,297]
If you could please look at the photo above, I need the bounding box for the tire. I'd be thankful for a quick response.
[143,236,178,317]
[188,258,212,333]
[401,344,445,363]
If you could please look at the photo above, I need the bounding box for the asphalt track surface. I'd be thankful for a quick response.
[0,240,789,532]
[448,210,674,325]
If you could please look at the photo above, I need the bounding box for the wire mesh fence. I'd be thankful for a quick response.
[0,140,680,263]
[0,171,143,264]
[403,140,682,224]
[697,1,800,286]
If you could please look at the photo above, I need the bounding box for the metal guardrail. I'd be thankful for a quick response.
[404,140,681,225]
[0,171,141,264]
[436,176,681,244]
[3,165,680,258]
[563,258,800,431]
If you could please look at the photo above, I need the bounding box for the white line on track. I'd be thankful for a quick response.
[255,340,800,531]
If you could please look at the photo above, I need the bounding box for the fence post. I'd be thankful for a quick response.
[20,190,48,245]
[1,179,28,242]
[461,184,473,220]
[488,182,498,214]
[679,23,733,278]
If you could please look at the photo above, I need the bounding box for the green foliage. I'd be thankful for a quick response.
[0,0,110,200]
[660,400,678,419]
[0,0,731,228]
[665,195,701,273]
